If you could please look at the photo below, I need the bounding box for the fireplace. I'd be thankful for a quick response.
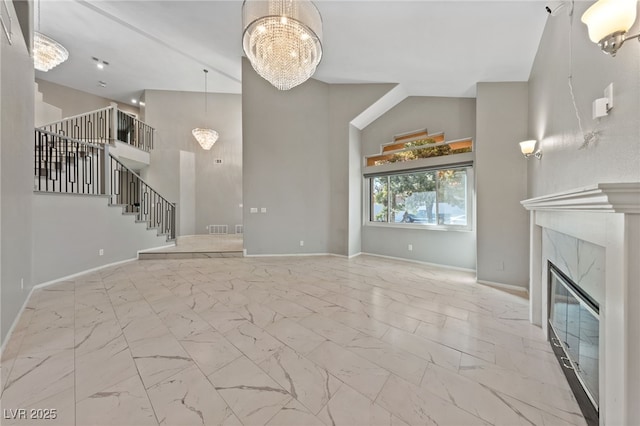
[548,262,599,425]
[522,183,640,426]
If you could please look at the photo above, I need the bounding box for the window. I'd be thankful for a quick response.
[368,167,471,228]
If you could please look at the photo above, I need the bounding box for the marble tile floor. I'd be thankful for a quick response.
[0,255,586,426]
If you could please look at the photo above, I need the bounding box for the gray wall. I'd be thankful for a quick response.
[35,83,62,127]
[360,96,477,270]
[31,194,170,285]
[475,82,529,288]
[1,1,34,344]
[348,124,363,256]
[143,90,242,236]
[243,59,330,254]
[36,79,139,118]
[328,83,395,255]
[242,58,392,256]
[528,2,640,197]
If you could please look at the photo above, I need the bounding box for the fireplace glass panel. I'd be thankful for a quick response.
[579,304,599,404]
[549,265,599,411]
[566,298,581,368]
[551,277,568,342]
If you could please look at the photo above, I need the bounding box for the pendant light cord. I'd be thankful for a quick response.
[204,69,208,113]
[566,0,599,149]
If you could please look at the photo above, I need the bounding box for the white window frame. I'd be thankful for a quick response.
[365,165,474,232]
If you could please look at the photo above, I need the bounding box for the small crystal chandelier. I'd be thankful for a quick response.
[34,0,68,72]
[192,69,219,150]
[242,0,323,90]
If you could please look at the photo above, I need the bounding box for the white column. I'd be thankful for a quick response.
[110,102,118,143]
[529,210,542,326]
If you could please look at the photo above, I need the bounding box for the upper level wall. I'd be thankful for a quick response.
[36,79,139,120]
[528,2,640,197]
[142,90,242,236]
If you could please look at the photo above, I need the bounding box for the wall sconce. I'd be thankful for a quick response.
[581,0,639,56]
[520,140,542,159]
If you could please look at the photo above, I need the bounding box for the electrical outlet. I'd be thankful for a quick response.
[300,240,304,247]
[250,207,258,213]
[261,207,267,213]
[408,244,413,251]
[497,261,504,271]
[99,249,104,256]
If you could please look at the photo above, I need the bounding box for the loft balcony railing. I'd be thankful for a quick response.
[117,110,154,152]
[110,155,176,240]
[39,105,154,152]
[34,128,175,240]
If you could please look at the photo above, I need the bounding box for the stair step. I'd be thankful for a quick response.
[138,251,243,260]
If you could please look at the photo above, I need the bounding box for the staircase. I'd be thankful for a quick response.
[34,107,176,243]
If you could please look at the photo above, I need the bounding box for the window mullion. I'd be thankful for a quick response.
[435,172,440,225]
[387,175,391,223]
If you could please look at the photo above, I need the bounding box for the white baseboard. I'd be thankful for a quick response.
[243,252,338,258]
[360,252,476,273]
[0,257,138,354]
[347,252,363,259]
[476,279,529,296]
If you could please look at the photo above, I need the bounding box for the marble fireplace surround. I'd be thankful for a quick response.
[522,183,640,426]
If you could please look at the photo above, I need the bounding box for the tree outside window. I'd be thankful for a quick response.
[370,168,468,227]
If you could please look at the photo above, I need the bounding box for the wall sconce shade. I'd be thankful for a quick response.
[520,140,542,159]
[581,0,639,56]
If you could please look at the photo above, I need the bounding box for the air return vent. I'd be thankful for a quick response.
[208,225,228,235]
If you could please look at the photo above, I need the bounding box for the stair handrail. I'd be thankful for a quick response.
[109,154,172,205]
[109,154,176,240]
[37,106,114,129]
[37,127,105,148]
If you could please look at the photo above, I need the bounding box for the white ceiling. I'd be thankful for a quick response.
[36,1,550,105]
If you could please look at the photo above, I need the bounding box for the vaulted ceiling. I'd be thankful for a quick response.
[35,1,549,105]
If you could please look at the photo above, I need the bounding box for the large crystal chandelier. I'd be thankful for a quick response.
[192,69,219,150]
[242,0,323,90]
[33,0,68,72]
[34,32,69,72]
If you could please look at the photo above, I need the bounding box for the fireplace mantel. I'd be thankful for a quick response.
[521,182,640,426]
[521,182,640,213]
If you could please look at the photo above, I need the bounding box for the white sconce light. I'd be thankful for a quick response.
[520,140,542,159]
[581,0,639,56]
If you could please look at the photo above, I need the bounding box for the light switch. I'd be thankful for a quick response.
[250,208,258,213]
[261,207,267,213]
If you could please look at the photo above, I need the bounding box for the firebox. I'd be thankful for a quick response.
[548,262,599,426]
